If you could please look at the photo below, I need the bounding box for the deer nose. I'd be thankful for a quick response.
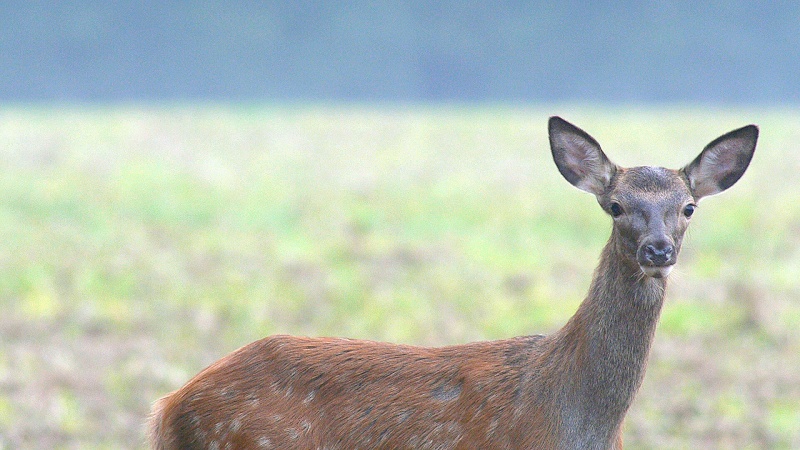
[643,243,674,266]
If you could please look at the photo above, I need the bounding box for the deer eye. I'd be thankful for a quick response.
[683,204,696,218]
[609,202,623,217]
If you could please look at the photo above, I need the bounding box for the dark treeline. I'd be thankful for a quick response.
[1,1,797,103]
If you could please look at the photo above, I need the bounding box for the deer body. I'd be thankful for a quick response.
[149,117,758,449]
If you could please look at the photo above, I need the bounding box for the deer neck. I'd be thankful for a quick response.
[546,233,667,444]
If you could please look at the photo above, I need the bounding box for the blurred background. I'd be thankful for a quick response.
[2,2,799,449]
[3,1,800,104]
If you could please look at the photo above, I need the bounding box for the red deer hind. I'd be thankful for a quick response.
[148,117,757,449]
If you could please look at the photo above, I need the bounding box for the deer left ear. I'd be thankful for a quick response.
[682,125,758,200]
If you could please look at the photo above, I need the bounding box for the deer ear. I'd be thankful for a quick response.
[549,116,617,196]
[682,125,758,200]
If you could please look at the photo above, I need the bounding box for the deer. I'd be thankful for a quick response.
[148,117,758,449]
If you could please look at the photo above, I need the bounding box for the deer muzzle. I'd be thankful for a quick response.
[637,239,676,278]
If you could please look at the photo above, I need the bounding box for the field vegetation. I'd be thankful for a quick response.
[1,106,799,448]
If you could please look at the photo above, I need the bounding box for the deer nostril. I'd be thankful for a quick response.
[644,244,674,265]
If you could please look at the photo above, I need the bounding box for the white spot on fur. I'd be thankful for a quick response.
[303,389,316,404]
[487,418,499,436]
[397,410,411,423]
[219,387,235,400]
[286,427,300,440]
[246,390,261,408]
[257,437,272,448]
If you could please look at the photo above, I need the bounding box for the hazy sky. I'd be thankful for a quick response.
[1,1,797,103]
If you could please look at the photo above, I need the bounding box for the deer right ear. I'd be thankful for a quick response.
[549,116,617,196]
[681,124,758,200]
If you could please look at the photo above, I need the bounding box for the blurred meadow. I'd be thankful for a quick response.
[1,106,799,449]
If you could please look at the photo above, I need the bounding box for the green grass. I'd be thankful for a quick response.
[1,105,799,448]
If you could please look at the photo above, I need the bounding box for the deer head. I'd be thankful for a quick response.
[549,116,757,279]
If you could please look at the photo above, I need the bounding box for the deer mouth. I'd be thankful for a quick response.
[640,264,674,278]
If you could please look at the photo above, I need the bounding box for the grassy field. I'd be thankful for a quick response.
[1,105,799,449]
